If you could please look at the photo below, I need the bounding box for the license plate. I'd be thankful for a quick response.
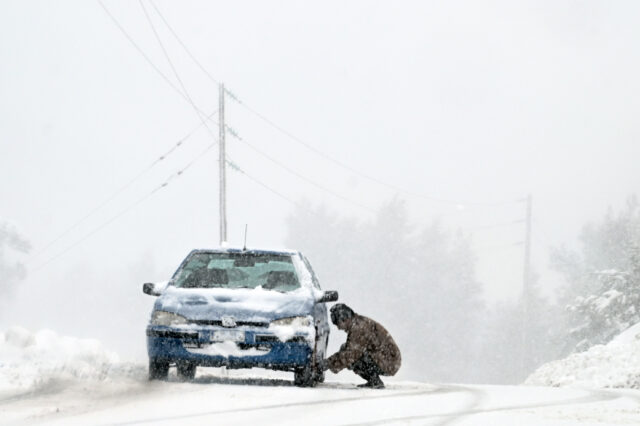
[211,330,245,342]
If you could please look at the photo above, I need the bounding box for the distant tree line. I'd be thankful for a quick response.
[286,199,519,383]
[284,195,640,384]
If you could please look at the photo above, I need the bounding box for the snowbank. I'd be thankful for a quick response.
[526,322,640,389]
[0,326,143,396]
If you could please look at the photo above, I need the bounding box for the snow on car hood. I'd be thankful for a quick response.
[154,286,318,323]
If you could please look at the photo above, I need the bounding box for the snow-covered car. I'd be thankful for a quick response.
[143,248,338,387]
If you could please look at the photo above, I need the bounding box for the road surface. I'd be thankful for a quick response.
[2,369,640,425]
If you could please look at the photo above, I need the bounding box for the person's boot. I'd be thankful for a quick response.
[357,375,385,389]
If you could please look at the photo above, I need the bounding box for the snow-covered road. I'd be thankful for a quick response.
[2,369,640,426]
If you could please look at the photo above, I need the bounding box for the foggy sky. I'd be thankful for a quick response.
[1,0,640,357]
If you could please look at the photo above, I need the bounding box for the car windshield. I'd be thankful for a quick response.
[172,252,301,292]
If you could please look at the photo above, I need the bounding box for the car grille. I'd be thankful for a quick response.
[191,319,268,328]
[255,335,306,344]
[146,329,198,339]
[254,335,279,343]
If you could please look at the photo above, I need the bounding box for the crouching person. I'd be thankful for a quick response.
[324,303,401,388]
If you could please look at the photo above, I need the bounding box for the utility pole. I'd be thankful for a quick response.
[218,83,227,245]
[522,194,532,374]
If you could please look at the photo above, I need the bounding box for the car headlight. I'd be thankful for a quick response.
[151,311,189,326]
[271,316,311,327]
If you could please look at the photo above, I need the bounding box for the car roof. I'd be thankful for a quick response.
[188,247,300,256]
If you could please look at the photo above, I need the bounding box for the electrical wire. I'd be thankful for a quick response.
[225,158,329,246]
[102,1,520,214]
[28,0,219,268]
[29,109,217,261]
[32,141,218,272]
[226,158,326,219]
[225,128,376,213]
[145,0,524,208]
[148,0,220,86]
[98,0,216,124]
[138,0,219,146]
[99,0,529,253]
[94,2,528,269]
[98,0,185,104]
[232,95,524,207]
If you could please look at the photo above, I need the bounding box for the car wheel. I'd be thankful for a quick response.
[176,361,197,380]
[314,334,329,384]
[148,358,169,381]
[313,366,325,384]
[294,365,316,387]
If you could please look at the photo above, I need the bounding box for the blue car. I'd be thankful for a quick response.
[143,248,338,387]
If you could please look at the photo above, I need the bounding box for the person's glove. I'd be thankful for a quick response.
[321,358,341,374]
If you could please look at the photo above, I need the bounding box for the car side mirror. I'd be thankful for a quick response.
[317,290,339,303]
[143,282,162,296]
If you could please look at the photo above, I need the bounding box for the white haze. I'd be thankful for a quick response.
[1,0,640,383]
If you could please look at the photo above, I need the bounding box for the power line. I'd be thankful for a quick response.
[145,0,523,208]
[225,128,376,213]
[148,0,220,87]
[138,0,219,146]
[98,0,185,104]
[226,158,327,219]
[101,0,526,242]
[103,1,517,215]
[94,4,377,256]
[226,158,330,246]
[138,0,230,245]
[98,0,216,123]
[132,3,468,218]
[29,110,217,261]
[232,97,523,207]
[32,141,218,272]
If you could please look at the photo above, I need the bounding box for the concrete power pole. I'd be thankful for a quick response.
[219,83,227,245]
[522,194,533,373]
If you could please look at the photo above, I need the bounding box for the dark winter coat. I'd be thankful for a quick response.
[327,314,401,376]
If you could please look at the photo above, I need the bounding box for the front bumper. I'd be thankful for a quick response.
[146,326,314,370]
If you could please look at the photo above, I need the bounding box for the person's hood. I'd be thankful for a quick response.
[153,286,316,323]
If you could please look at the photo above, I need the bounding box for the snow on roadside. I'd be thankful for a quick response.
[0,326,145,396]
[526,322,640,389]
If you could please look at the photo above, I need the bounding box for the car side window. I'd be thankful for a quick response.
[301,255,321,289]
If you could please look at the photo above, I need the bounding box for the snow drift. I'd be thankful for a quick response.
[526,322,640,389]
[0,326,144,396]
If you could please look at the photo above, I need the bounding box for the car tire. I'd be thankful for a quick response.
[294,365,316,387]
[314,334,328,384]
[313,367,325,384]
[176,361,197,380]
[148,358,169,381]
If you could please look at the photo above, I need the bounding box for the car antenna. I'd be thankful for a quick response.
[243,224,248,251]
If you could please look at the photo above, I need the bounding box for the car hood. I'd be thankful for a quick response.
[153,286,317,323]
